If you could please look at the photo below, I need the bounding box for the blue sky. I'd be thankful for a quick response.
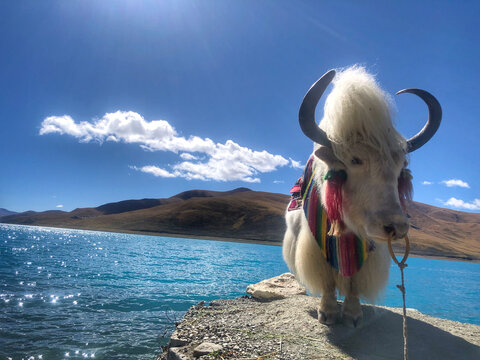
[1,0,479,213]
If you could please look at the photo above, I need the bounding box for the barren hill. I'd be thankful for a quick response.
[1,188,479,261]
[0,208,17,217]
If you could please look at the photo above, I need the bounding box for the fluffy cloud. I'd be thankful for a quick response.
[422,181,433,185]
[130,165,176,178]
[179,153,199,161]
[131,162,263,183]
[56,204,64,208]
[41,111,294,183]
[130,147,287,182]
[441,179,470,188]
[443,198,480,211]
[40,112,179,150]
[289,158,304,170]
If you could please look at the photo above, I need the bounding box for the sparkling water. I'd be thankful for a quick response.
[1,224,479,360]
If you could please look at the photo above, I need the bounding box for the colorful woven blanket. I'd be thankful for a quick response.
[288,156,374,277]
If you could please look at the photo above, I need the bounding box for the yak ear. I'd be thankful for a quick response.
[314,146,339,166]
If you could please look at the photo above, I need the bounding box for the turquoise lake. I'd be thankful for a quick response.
[1,224,479,360]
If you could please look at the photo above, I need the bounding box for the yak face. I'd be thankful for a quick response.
[299,66,440,243]
[315,144,410,243]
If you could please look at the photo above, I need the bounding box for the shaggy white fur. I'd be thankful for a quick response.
[283,207,391,301]
[320,66,406,166]
[283,66,409,327]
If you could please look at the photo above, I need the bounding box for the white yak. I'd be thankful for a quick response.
[283,66,441,327]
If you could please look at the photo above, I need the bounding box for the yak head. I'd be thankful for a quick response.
[299,67,441,242]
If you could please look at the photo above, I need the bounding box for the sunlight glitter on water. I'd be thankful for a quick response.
[1,224,290,358]
[1,223,479,360]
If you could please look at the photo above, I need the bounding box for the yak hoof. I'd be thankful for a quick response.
[343,313,363,328]
[318,309,337,325]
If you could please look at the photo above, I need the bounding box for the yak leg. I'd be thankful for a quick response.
[342,277,362,328]
[318,271,338,325]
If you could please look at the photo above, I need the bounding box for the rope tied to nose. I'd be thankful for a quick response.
[387,234,410,360]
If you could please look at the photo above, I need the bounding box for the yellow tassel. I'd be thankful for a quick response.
[328,220,345,237]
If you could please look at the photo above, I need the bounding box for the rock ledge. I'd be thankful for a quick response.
[159,274,480,360]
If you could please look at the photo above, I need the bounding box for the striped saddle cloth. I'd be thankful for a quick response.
[288,156,374,277]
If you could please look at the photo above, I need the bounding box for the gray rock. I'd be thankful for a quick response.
[167,347,190,360]
[246,272,306,299]
[192,342,223,357]
[169,330,189,348]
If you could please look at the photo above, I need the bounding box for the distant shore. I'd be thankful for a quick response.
[149,231,480,263]
[2,222,479,263]
[153,231,480,263]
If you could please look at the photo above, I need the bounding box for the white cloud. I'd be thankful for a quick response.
[135,138,290,182]
[41,111,297,183]
[441,179,470,188]
[131,161,263,183]
[56,205,64,208]
[289,158,304,170]
[40,112,178,149]
[443,198,480,211]
[172,158,262,183]
[422,181,433,185]
[273,180,284,184]
[179,153,198,161]
[130,165,176,178]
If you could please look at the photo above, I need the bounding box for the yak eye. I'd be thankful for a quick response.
[351,157,363,165]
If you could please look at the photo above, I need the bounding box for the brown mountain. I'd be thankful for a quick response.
[402,202,480,260]
[1,188,479,261]
[0,208,17,217]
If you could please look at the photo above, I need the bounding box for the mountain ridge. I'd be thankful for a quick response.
[1,188,479,261]
[0,208,18,217]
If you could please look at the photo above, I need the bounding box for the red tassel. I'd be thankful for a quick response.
[324,170,346,222]
[398,169,413,212]
[338,233,357,277]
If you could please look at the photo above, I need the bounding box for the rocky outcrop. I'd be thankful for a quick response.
[246,272,306,300]
[159,274,480,360]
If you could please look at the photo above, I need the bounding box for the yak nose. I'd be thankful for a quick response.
[383,221,409,240]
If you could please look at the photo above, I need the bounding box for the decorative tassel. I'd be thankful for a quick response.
[289,156,374,277]
[324,169,347,223]
[338,232,357,277]
[328,220,345,237]
[398,168,413,211]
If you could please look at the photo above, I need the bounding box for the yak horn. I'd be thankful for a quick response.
[396,89,442,153]
[299,69,336,148]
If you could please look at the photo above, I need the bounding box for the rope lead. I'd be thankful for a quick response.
[388,234,410,360]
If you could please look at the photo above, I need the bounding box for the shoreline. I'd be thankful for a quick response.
[2,222,478,263]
